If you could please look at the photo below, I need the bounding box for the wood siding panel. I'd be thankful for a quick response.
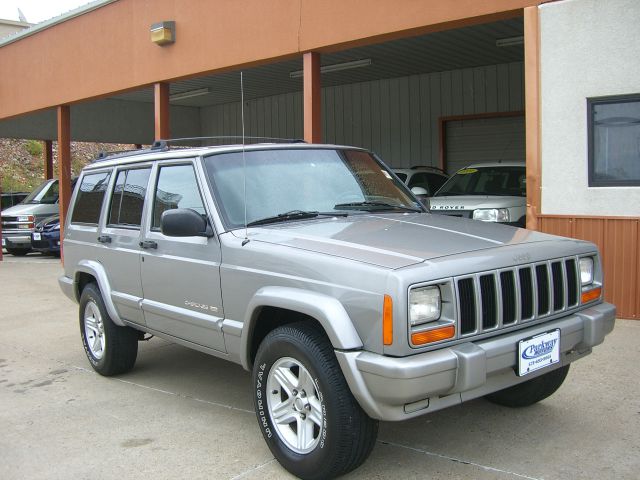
[539,216,639,319]
[603,219,638,319]
[539,217,573,238]
[201,61,523,168]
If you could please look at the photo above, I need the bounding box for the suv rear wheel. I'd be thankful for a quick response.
[485,364,570,408]
[79,283,139,376]
[253,322,378,480]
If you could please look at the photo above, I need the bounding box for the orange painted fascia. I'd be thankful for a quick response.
[298,0,538,53]
[0,0,541,120]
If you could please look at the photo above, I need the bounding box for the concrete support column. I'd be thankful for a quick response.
[524,6,540,231]
[57,105,72,241]
[44,140,54,180]
[154,82,170,141]
[303,52,321,143]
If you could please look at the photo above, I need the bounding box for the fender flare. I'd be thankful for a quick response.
[75,260,126,326]
[240,286,363,370]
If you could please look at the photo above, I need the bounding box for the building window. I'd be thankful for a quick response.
[588,94,640,186]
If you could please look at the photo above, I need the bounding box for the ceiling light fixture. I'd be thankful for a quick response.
[169,87,210,102]
[289,58,372,79]
[496,36,524,47]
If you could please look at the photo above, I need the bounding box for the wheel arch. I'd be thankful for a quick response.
[240,287,363,370]
[74,260,125,326]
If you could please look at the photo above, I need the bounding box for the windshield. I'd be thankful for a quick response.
[204,148,421,229]
[435,166,526,197]
[22,180,59,204]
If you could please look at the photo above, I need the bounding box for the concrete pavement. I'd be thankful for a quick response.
[1,254,638,479]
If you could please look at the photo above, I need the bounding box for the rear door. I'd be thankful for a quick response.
[98,165,153,325]
[139,158,225,352]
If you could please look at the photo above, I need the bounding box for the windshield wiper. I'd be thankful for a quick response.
[246,210,348,227]
[334,201,422,212]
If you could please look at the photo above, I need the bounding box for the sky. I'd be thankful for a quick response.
[0,0,97,24]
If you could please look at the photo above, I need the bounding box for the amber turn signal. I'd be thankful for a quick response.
[411,325,455,345]
[383,295,393,345]
[581,286,602,304]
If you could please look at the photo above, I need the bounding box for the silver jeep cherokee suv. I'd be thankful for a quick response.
[59,142,615,479]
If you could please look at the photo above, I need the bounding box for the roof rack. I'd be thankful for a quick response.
[410,165,447,173]
[92,136,307,163]
[157,136,307,146]
[93,142,167,163]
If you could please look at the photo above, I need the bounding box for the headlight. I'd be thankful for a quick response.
[54,224,60,230]
[409,286,441,326]
[579,257,594,286]
[472,208,510,222]
[18,215,33,222]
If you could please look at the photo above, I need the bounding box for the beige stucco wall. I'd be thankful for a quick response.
[540,0,640,216]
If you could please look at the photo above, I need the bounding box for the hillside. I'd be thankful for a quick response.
[0,139,134,193]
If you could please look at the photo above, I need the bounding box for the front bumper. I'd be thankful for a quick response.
[31,232,61,253]
[1,233,32,249]
[336,302,615,421]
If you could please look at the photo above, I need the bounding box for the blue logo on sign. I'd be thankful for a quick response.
[522,338,557,360]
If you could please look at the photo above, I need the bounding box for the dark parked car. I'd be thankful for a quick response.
[31,215,61,256]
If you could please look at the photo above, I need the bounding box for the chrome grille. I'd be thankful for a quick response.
[455,257,580,337]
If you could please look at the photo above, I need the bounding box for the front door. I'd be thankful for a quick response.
[140,160,225,352]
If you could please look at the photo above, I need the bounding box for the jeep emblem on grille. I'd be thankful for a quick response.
[513,253,531,263]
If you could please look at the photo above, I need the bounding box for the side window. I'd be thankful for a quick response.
[152,164,206,229]
[71,172,111,224]
[427,173,448,193]
[108,167,152,227]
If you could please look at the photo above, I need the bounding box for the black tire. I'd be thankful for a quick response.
[7,247,30,256]
[485,364,570,408]
[253,322,378,480]
[79,283,138,376]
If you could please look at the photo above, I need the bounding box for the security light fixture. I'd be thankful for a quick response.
[169,88,210,102]
[496,36,524,47]
[289,58,372,78]
[151,21,175,46]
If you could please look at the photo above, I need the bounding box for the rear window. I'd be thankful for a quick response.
[71,172,111,224]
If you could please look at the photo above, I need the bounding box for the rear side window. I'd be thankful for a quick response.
[108,168,152,227]
[152,164,206,229]
[71,172,111,224]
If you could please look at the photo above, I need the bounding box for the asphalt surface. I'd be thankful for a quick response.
[1,253,639,480]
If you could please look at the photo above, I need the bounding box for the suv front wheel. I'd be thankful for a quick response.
[79,283,139,376]
[253,322,378,480]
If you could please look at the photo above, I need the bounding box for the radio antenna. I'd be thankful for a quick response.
[241,71,250,246]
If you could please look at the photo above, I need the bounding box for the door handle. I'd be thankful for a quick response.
[139,240,158,249]
[97,235,112,244]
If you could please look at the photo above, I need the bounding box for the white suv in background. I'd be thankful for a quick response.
[393,166,449,196]
[429,162,526,227]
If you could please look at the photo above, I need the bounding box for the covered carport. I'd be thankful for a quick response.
[0,0,537,241]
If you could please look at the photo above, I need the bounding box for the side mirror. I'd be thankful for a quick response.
[411,186,429,196]
[161,208,213,237]
[410,186,430,209]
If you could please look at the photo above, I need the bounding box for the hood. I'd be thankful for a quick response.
[235,213,561,269]
[36,215,60,231]
[429,195,525,210]
[1,203,58,217]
